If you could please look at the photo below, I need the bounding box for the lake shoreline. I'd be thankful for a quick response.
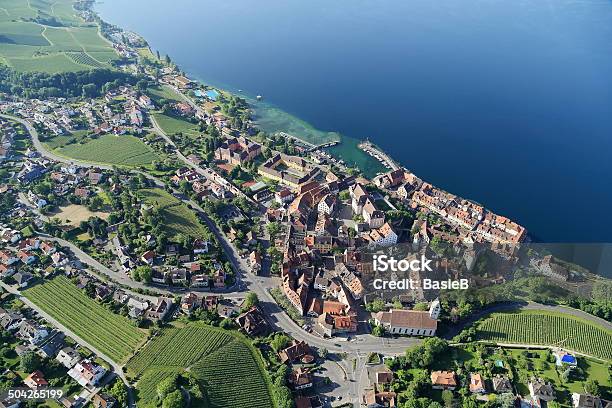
[93,0,612,248]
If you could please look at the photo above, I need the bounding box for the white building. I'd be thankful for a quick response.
[68,359,106,387]
[362,198,385,228]
[373,299,440,336]
[317,194,336,215]
[56,347,80,368]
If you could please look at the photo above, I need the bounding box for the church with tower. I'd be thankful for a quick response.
[372,298,441,336]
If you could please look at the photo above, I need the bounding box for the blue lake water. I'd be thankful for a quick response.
[97,0,612,243]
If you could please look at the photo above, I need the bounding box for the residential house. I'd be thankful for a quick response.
[40,241,56,255]
[366,222,398,247]
[202,296,218,311]
[51,252,68,267]
[528,377,556,407]
[168,268,187,285]
[181,292,199,315]
[68,359,107,388]
[0,250,19,265]
[235,306,270,336]
[469,373,486,394]
[278,341,314,364]
[0,397,20,408]
[93,393,117,408]
[0,308,23,331]
[362,198,385,228]
[151,269,165,284]
[275,188,295,205]
[430,371,457,391]
[317,194,336,215]
[57,347,81,368]
[18,320,49,345]
[572,393,607,408]
[17,251,36,265]
[367,364,394,388]
[0,264,14,277]
[24,370,48,389]
[492,375,513,394]
[288,368,312,390]
[193,239,209,254]
[141,250,155,265]
[127,298,149,318]
[145,297,173,321]
[363,389,397,408]
[38,332,65,358]
[190,274,210,288]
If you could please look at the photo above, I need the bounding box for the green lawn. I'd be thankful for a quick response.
[146,85,184,103]
[474,310,612,361]
[502,348,611,398]
[138,188,208,240]
[24,276,147,363]
[126,323,274,408]
[152,112,200,137]
[53,134,160,167]
[428,344,611,404]
[42,129,89,149]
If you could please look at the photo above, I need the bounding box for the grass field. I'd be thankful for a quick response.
[52,204,110,227]
[53,134,160,167]
[152,112,200,137]
[138,188,208,240]
[42,129,89,149]
[0,0,119,72]
[146,85,184,103]
[474,310,612,361]
[24,276,146,363]
[126,324,274,408]
[428,344,612,404]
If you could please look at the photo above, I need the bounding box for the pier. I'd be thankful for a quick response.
[358,140,400,171]
[275,131,340,152]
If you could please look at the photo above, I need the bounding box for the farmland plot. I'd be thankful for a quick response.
[24,276,146,363]
[126,324,274,408]
[475,310,612,360]
[54,134,160,167]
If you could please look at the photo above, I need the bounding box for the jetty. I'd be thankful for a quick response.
[276,131,340,152]
[358,140,400,171]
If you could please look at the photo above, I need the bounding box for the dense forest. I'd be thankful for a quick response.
[0,66,138,99]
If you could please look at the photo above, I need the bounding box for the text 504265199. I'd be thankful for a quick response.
[2,388,64,401]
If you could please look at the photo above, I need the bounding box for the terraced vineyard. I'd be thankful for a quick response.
[0,0,119,73]
[54,134,160,167]
[67,52,104,68]
[191,340,274,408]
[126,324,274,408]
[474,311,612,360]
[24,276,146,363]
[135,368,181,405]
[126,326,233,377]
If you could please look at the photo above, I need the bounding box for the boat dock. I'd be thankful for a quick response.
[358,140,400,171]
[276,132,340,152]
